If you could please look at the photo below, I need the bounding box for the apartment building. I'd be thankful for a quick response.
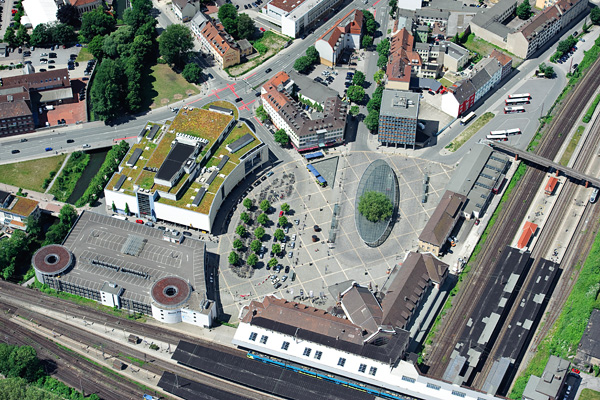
[199,22,241,68]
[172,0,200,22]
[490,49,513,80]
[314,9,363,66]
[261,72,347,151]
[378,90,420,147]
[440,79,476,117]
[385,28,422,90]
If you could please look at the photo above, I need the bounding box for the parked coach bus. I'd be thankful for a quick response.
[487,134,508,141]
[460,111,476,125]
[504,106,525,114]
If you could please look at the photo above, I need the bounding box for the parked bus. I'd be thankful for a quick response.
[505,98,530,105]
[460,111,476,125]
[489,130,507,136]
[508,93,531,100]
[487,134,508,141]
[505,128,522,135]
[504,106,525,114]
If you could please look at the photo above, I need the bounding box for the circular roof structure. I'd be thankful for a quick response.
[32,245,74,276]
[151,276,192,309]
[355,159,399,247]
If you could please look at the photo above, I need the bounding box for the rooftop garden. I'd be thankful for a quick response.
[169,173,190,194]
[214,123,260,164]
[207,175,225,194]
[170,107,233,146]
[135,169,155,190]
[201,100,239,120]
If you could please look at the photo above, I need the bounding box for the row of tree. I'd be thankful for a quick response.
[88,0,157,119]
[293,46,320,74]
[361,10,377,49]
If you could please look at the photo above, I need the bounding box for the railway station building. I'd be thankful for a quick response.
[418,190,467,256]
[32,211,217,328]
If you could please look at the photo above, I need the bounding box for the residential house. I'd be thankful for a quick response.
[490,49,512,80]
[199,22,241,68]
[314,9,363,67]
[439,41,469,72]
[470,69,491,103]
[0,190,40,231]
[172,0,200,22]
[440,79,476,117]
[385,28,422,90]
[67,0,103,14]
[190,11,209,39]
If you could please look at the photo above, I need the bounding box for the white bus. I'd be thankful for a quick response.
[489,130,506,136]
[460,111,476,125]
[505,128,522,135]
[487,134,508,141]
[508,93,531,100]
[504,106,525,114]
[505,98,530,105]
[112,215,127,221]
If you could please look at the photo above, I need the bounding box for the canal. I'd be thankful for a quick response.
[67,148,110,205]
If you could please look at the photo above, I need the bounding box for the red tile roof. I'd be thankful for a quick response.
[200,21,239,57]
[317,9,364,48]
[545,176,558,194]
[517,221,537,249]
[490,49,512,67]
[263,71,291,92]
[386,28,422,83]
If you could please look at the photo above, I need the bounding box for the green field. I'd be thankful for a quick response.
[559,125,584,166]
[76,47,94,62]
[143,64,199,109]
[581,389,600,400]
[0,155,66,192]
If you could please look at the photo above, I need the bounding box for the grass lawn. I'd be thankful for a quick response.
[202,100,239,120]
[581,389,600,400]
[145,64,199,109]
[439,77,454,88]
[170,108,233,144]
[559,125,584,166]
[227,31,289,77]
[76,47,93,62]
[445,112,495,152]
[463,34,522,64]
[0,155,66,192]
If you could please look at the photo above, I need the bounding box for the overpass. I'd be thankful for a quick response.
[487,141,600,188]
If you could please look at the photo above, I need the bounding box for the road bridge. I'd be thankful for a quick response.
[487,141,600,188]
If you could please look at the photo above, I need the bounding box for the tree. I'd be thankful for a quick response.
[243,198,253,210]
[228,251,239,265]
[256,105,268,122]
[112,201,117,213]
[591,7,600,25]
[247,253,259,267]
[274,129,290,146]
[233,239,244,249]
[260,200,271,212]
[358,191,393,222]
[236,225,247,237]
[124,202,130,214]
[278,216,288,227]
[222,17,237,38]
[367,86,384,112]
[376,38,390,56]
[182,63,203,83]
[268,258,278,268]
[257,213,269,226]
[347,85,365,103]
[362,10,376,35]
[56,4,80,27]
[365,111,379,131]
[294,56,313,73]
[274,228,285,242]
[362,35,373,49]
[281,203,290,213]
[80,8,116,42]
[29,24,51,47]
[516,0,532,20]
[124,0,154,31]
[88,34,105,59]
[218,4,237,21]
[255,226,265,240]
[373,69,385,86]
[159,24,193,68]
[52,23,77,46]
[272,243,281,255]
[102,26,135,59]
[90,58,125,120]
[16,25,30,46]
[306,46,319,64]
[350,105,360,116]
[352,71,366,87]
[389,0,397,17]
[3,27,17,48]
[250,239,262,253]
[240,212,250,224]
[237,13,255,40]
[377,54,389,69]
[544,65,554,78]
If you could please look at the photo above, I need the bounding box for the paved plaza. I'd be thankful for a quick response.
[216,152,455,321]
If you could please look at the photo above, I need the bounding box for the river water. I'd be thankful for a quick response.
[67,148,110,205]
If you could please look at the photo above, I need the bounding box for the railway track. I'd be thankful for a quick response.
[425,55,600,378]
[472,90,600,389]
[0,298,277,400]
[0,309,141,400]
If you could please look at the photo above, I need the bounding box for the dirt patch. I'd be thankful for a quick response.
[161,98,169,104]
[174,94,183,100]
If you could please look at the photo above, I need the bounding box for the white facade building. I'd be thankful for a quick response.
[265,0,344,38]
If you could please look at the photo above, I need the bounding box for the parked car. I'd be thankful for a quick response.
[67,139,74,143]
[135,219,144,224]
[45,147,53,151]
[82,144,91,148]
[287,251,293,258]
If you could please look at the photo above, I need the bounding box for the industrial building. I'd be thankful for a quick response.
[104,105,268,233]
[32,211,217,327]
[445,143,511,219]
[378,90,420,147]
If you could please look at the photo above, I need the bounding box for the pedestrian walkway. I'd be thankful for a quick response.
[45,152,71,194]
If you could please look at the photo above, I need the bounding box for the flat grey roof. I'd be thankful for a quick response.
[126,148,143,167]
[380,90,420,119]
[289,71,339,105]
[227,133,254,153]
[113,175,126,191]
[60,211,206,307]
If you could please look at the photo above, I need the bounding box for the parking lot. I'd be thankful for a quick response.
[216,151,456,321]
[0,45,91,78]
